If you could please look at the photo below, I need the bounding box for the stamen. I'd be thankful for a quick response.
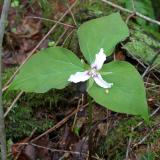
[86,71,90,76]
[92,65,97,70]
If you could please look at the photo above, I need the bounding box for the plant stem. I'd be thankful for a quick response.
[88,95,93,159]
[88,96,93,129]
[0,0,11,159]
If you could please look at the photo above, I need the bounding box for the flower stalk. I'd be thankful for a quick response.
[88,95,93,159]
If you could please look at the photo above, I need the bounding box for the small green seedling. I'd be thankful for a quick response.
[48,41,55,47]
[11,0,20,8]
[10,13,149,121]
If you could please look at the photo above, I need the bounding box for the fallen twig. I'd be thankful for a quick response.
[4,91,23,118]
[15,142,102,160]
[62,29,75,47]
[55,27,69,46]
[2,0,78,92]
[67,3,78,27]
[4,0,78,117]
[142,50,160,78]
[125,104,160,158]
[14,128,37,160]
[31,103,88,142]
[26,16,76,28]
[0,0,11,159]
[101,0,160,26]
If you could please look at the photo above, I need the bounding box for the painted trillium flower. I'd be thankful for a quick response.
[68,48,113,89]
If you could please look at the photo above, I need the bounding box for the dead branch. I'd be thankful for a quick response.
[0,0,11,159]
[102,0,160,26]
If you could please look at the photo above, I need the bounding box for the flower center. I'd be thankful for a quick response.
[88,68,98,78]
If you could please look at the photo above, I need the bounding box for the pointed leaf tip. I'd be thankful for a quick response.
[88,61,149,120]
[78,12,129,64]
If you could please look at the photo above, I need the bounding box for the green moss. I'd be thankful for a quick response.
[96,116,160,159]
[124,28,160,69]
[6,105,54,140]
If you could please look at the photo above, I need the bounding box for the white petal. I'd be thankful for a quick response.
[91,48,106,70]
[93,74,113,89]
[68,71,90,83]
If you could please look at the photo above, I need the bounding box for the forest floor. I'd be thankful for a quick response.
[1,0,160,159]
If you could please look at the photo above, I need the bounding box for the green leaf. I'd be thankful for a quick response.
[77,12,129,64]
[88,61,149,120]
[10,47,84,93]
